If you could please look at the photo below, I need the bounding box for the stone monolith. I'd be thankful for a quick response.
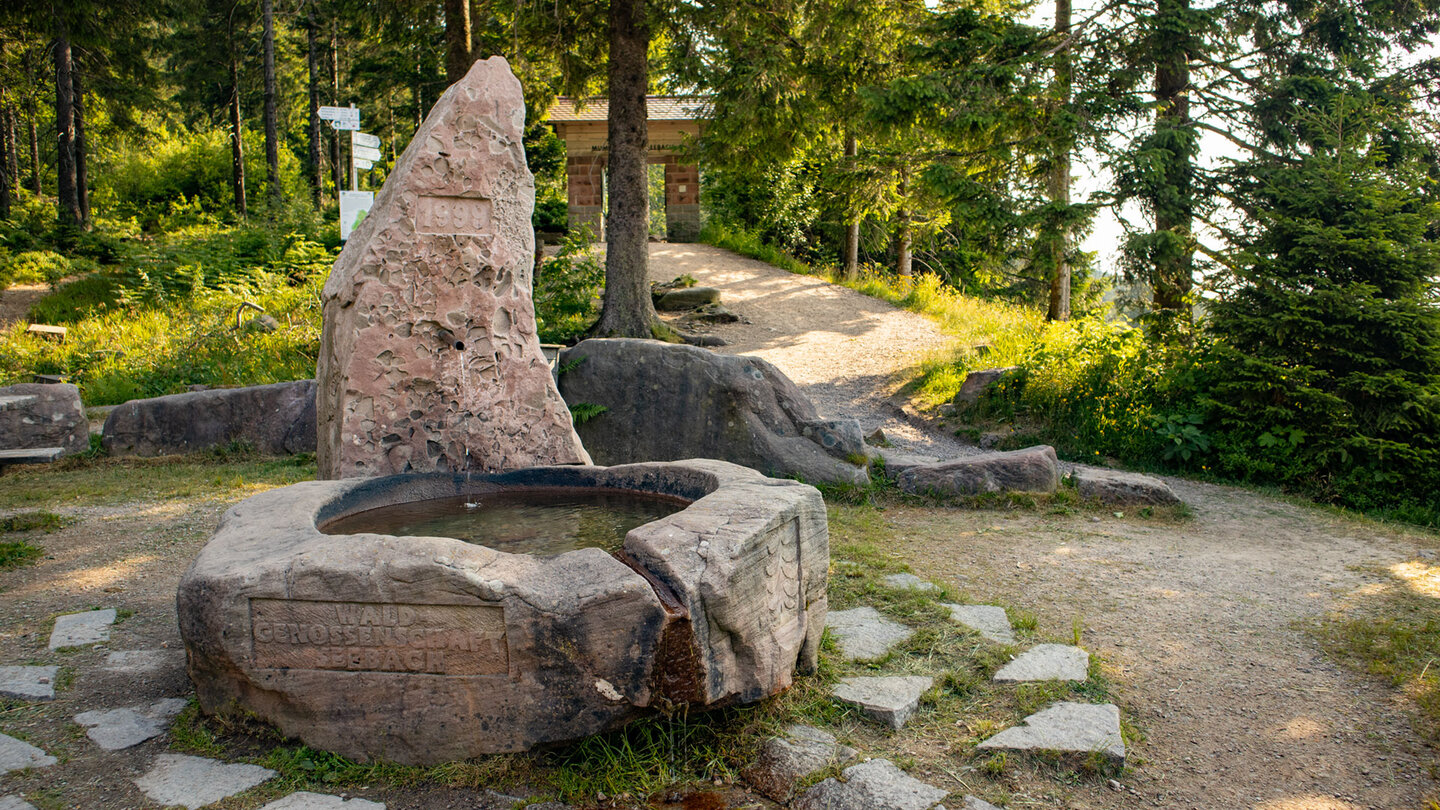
[317,56,589,478]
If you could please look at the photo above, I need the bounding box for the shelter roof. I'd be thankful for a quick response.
[546,96,711,123]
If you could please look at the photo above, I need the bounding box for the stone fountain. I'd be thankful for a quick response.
[178,58,828,766]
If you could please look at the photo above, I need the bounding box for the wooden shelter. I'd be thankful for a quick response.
[545,97,707,241]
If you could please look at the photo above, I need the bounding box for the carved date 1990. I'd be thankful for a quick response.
[415,195,493,235]
[251,598,507,676]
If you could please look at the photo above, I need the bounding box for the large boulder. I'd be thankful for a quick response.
[557,339,869,485]
[0,383,88,456]
[952,366,1019,407]
[897,445,1060,497]
[102,380,316,458]
[316,56,588,479]
[1072,468,1180,505]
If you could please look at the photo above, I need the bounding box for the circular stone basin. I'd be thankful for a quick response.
[178,459,828,765]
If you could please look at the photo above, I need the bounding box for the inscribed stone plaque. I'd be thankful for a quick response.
[250,599,507,676]
[415,196,493,235]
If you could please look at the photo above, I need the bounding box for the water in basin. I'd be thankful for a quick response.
[321,488,689,556]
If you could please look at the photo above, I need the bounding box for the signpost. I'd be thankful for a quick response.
[349,130,381,189]
[353,158,374,171]
[353,145,382,163]
[319,105,360,131]
[352,131,380,149]
[339,190,374,241]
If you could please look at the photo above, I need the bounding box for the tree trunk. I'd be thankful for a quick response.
[443,0,473,85]
[4,107,18,198]
[329,23,342,199]
[1151,0,1193,318]
[263,0,281,204]
[306,9,322,209]
[895,168,911,278]
[229,22,248,218]
[0,107,10,220]
[592,0,660,338]
[1046,0,1072,322]
[73,69,90,227]
[843,132,859,280]
[54,18,81,227]
[26,108,39,196]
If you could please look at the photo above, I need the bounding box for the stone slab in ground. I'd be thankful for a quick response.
[897,446,1060,497]
[941,604,1014,644]
[75,697,187,750]
[976,702,1125,764]
[993,643,1088,682]
[882,573,939,592]
[793,758,947,810]
[0,382,88,456]
[1072,468,1180,505]
[48,608,116,649]
[103,379,317,458]
[134,754,277,809]
[103,649,184,674]
[0,666,58,701]
[833,675,933,730]
[826,607,913,661]
[0,732,56,774]
[962,797,1000,810]
[259,792,385,809]
[742,724,858,803]
[0,796,36,810]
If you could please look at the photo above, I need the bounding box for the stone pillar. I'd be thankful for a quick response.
[567,155,605,238]
[664,160,700,242]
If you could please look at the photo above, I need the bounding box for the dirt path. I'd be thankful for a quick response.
[648,242,1440,809]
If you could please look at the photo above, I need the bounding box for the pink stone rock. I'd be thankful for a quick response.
[317,56,589,478]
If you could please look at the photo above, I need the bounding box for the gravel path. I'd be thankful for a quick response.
[647,243,976,459]
[646,241,1440,808]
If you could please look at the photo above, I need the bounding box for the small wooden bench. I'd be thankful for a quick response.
[0,447,65,475]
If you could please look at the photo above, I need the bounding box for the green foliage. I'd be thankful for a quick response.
[0,541,43,571]
[534,228,604,344]
[567,402,608,424]
[0,511,70,533]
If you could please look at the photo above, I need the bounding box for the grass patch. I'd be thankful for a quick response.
[0,454,316,509]
[1311,559,1440,741]
[0,511,71,533]
[0,541,43,571]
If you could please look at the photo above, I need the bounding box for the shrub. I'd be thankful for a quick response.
[534,227,604,344]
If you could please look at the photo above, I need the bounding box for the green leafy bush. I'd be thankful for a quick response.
[0,251,74,288]
[534,228,604,344]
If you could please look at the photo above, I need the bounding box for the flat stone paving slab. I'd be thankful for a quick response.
[103,649,184,674]
[881,573,940,592]
[75,697,187,750]
[47,608,116,649]
[941,604,1014,644]
[993,643,1088,682]
[833,676,934,730]
[963,797,1001,810]
[0,796,37,810]
[260,792,386,809]
[977,702,1125,764]
[0,666,58,701]
[742,724,858,802]
[826,607,913,661]
[0,732,56,774]
[134,754,277,809]
[793,758,947,810]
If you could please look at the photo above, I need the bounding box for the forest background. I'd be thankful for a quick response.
[2,0,1439,526]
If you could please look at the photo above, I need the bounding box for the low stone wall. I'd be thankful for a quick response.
[102,380,316,458]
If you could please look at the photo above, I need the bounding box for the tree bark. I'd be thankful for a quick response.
[263,0,281,204]
[329,23,342,198]
[1151,0,1193,317]
[54,17,81,227]
[0,106,10,220]
[4,107,18,198]
[592,0,660,338]
[229,18,248,217]
[895,168,911,278]
[73,68,90,227]
[26,106,39,196]
[843,132,859,280]
[306,8,323,209]
[1046,0,1072,322]
[443,0,473,85]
